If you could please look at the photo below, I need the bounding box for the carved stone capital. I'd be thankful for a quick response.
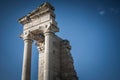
[20,31,34,41]
[36,42,45,53]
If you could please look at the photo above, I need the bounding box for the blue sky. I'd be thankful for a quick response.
[0,0,120,80]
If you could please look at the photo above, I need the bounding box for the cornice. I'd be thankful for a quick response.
[18,2,55,25]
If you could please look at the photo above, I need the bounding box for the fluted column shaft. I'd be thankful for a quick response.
[44,32,53,80]
[22,38,33,80]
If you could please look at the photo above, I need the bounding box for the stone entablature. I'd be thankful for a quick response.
[19,2,58,36]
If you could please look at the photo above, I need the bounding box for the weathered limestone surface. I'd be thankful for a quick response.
[19,2,78,80]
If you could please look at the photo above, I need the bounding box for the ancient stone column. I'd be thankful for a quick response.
[21,32,33,80]
[44,31,54,80]
[36,42,45,80]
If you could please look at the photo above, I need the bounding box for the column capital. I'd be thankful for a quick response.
[36,42,45,53]
[20,31,34,41]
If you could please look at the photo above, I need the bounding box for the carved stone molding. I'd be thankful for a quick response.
[20,30,45,42]
[44,22,59,33]
[18,2,55,25]
[33,33,44,42]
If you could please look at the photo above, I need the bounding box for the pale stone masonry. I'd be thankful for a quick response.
[18,2,78,80]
